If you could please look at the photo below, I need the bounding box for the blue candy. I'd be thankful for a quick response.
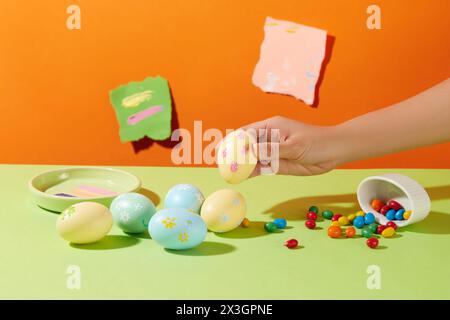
[353,216,365,229]
[364,212,376,225]
[395,209,405,220]
[386,209,396,220]
[273,218,287,229]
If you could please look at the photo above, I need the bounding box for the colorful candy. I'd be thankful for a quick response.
[381,226,395,238]
[361,226,373,238]
[403,210,412,220]
[309,206,319,214]
[353,216,365,229]
[386,221,397,230]
[366,237,379,249]
[264,222,278,232]
[371,199,385,212]
[380,205,391,215]
[395,209,405,220]
[305,220,316,229]
[345,226,356,238]
[376,225,387,234]
[330,221,340,227]
[347,213,356,222]
[386,209,396,221]
[327,226,342,238]
[338,216,350,226]
[368,223,378,233]
[284,239,298,249]
[364,213,376,225]
[356,211,365,217]
[388,200,403,211]
[322,210,333,220]
[273,218,287,229]
[241,218,251,228]
[306,212,318,221]
[331,214,342,221]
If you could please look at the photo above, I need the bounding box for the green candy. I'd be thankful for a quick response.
[368,223,378,233]
[361,227,373,238]
[322,210,334,220]
[308,206,319,214]
[264,222,278,233]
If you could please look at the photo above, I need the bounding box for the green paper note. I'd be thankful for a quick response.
[109,76,172,142]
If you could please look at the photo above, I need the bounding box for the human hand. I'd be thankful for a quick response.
[241,116,339,177]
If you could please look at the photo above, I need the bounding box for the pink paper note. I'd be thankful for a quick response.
[252,17,328,105]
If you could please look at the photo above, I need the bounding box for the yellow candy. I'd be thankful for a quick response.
[241,218,251,228]
[403,210,412,220]
[330,221,340,227]
[356,211,365,217]
[347,214,356,222]
[381,226,396,238]
[338,216,349,226]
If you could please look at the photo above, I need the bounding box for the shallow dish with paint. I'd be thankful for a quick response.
[29,167,141,212]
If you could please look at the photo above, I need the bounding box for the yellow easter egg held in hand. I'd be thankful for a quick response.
[56,202,113,244]
[217,129,257,184]
[200,189,246,233]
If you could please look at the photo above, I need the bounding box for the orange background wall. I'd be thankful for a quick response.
[1,0,449,168]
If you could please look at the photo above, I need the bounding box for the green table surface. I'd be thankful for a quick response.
[1,165,450,299]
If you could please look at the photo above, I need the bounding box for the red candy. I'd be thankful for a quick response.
[284,239,298,249]
[331,214,342,221]
[366,237,379,249]
[376,225,387,234]
[305,220,316,229]
[386,221,398,230]
[388,200,403,211]
[380,205,391,215]
[306,211,318,220]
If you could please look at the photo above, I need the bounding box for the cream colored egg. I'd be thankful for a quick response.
[56,202,113,244]
[217,129,257,184]
[200,189,246,233]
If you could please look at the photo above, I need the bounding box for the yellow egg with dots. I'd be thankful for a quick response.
[56,202,113,244]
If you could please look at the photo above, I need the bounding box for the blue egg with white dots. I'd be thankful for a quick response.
[110,193,156,233]
[386,209,396,220]
[364,212,375,225]
[353,216,365,229]
[164,184,205,214]
[273,218,287,229]
[395,209,405,220]
[148,208,207,250]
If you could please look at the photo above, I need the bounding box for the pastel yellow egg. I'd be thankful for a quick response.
[403,210,412,220]
[347,214,356,222]
[338,216,350,226]
[56,202,113,244]
[200,189,246,233]
[217,129,257,184]
[330,221,340,227]
[381,226,396,238]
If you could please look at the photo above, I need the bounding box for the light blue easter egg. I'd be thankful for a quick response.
[148,208,207,250]
[110,193,156,233]
[164,184,205,214]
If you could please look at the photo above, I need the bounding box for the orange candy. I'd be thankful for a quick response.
[327,226,342,238]
[371,199,385,212]
[345,226,356,238]
[241,218,251,228]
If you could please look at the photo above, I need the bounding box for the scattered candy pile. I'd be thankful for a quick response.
[372,199,411,221]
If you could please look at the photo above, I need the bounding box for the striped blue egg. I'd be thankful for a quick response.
[148,208,207,250]
[164,184,205,214]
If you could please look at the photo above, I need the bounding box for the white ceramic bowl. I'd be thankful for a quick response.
[357,174,431,227]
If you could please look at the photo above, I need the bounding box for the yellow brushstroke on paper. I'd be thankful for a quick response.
[285,29,296,33]
[266,22,279,26]
[122,90,153,108]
